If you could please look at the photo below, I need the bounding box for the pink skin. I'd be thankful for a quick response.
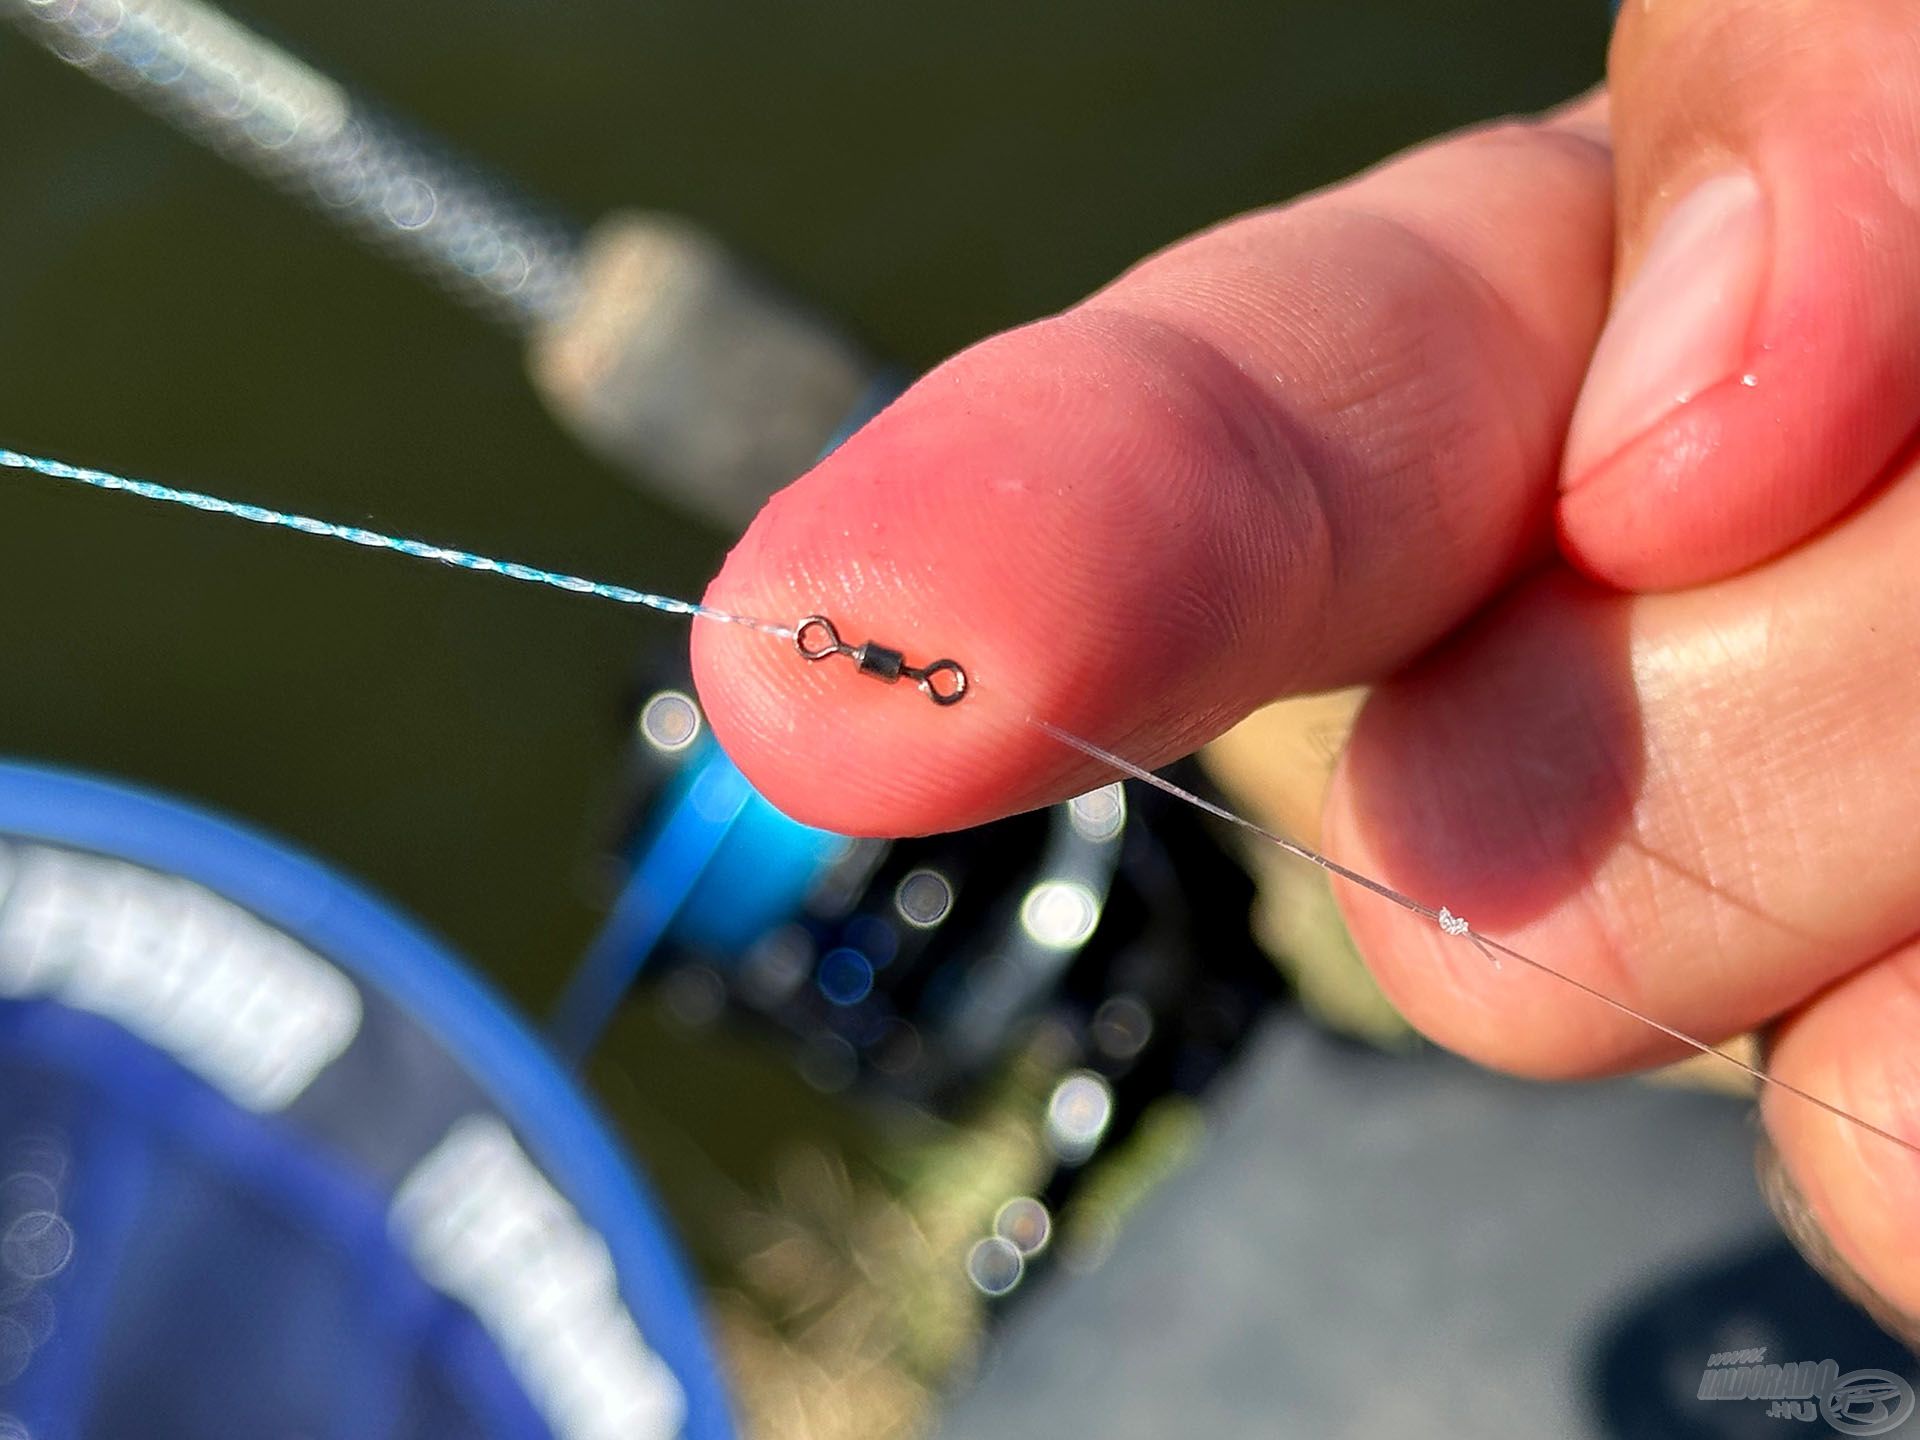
[1558,10,1920,587]
[693,4,1920,1323]
[695,115,1614,836]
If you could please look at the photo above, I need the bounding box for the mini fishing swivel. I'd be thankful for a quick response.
[794,615,968,706]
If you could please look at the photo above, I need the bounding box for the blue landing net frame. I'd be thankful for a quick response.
[0,760,738,1440]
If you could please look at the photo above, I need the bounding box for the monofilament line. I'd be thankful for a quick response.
[1034,719,1920,1164]
[0,448,791,638]
[10,445,1915,1163]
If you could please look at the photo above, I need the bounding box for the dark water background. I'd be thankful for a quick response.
[0,0,1606,1232]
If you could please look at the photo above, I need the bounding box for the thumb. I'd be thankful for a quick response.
[694,106,1614,836]
[1560,0,1920,588]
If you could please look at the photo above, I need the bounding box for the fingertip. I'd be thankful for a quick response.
[1319,572,1670,1078]
[698,100,1626,834]
[688,450,1056,837]
[1558,317,1913,590]
[1763,940,1920,1326]
[1556,366,1773,589]
[1321,748,1664,1084]
[1540,85,1610,146]
[690,312,1276,836]
[1563,1,1920,587]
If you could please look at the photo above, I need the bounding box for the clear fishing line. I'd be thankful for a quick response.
[1033,724,1920,1163]
[6,443,1917,1164]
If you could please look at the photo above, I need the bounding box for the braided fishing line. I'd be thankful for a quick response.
[0,448,791,638]
[6,444,1918,1164]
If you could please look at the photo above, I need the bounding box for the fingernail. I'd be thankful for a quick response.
[1564,171,1770,485]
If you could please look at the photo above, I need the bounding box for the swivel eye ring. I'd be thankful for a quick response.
[794,614,969,707]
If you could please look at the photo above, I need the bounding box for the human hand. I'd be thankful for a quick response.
[694,0,1920,1328]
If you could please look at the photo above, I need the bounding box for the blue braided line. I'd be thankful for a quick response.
[0,448,792,639]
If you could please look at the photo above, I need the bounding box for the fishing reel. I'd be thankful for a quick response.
[560,657,1284,1301]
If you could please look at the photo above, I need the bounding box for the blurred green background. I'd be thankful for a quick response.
[0,0,1607,1310]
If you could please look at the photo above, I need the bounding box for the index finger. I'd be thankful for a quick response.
[694,102,1615,836]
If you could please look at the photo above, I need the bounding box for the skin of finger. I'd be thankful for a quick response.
[1559,0,1920,588]
[1762,936,1920,1324]
[1321,459,1920,1080]
[693,114,1612,837]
